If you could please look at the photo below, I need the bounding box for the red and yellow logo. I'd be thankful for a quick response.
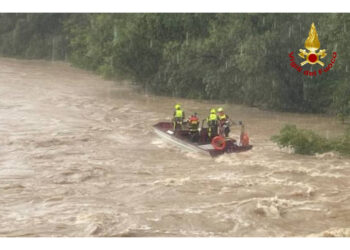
[289,23,337,76]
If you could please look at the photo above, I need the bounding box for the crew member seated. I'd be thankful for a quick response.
[188,112,199,142]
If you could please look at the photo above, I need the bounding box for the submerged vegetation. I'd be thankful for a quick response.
[272,125,350,156]
[0,13,349,120]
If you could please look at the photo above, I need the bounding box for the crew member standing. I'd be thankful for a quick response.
[217,107,230,137]
[207,108,218,140]
[173,104,185,130]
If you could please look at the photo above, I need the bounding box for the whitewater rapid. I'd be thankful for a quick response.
[0,58,349,236]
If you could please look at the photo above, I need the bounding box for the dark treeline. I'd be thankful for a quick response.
[0,13,349,119]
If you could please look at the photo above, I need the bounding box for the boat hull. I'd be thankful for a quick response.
[153,122,253,157]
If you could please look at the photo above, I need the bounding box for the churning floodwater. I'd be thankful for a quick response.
[0,58,349,237]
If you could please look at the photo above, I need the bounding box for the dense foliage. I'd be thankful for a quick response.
[0,14,67,60]
[0,13,349,119]
[272,124,350,155]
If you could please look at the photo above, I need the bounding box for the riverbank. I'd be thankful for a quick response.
[1,14,350,116]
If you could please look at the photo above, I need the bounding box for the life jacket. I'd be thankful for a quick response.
[218,113,227,121]
[208,113,218,126]
[174,109,183,118]
[189,115,199,124]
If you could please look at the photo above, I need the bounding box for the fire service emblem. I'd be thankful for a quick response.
[298,23,326,66]
[289,22,337,77]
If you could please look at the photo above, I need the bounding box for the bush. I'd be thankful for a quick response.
[271,124,342,155]
[333,128,350,156]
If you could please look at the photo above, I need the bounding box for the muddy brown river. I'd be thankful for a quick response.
[0,58,349,237]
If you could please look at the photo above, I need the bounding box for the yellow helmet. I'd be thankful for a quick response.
[175,104,181,110]
[210,108,216,114]
[217,107,224,112]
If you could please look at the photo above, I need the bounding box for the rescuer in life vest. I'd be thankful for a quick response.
[187,112,200,142]
[207,108,218,140]
[173,104,185,131]
[217,107,230,137]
